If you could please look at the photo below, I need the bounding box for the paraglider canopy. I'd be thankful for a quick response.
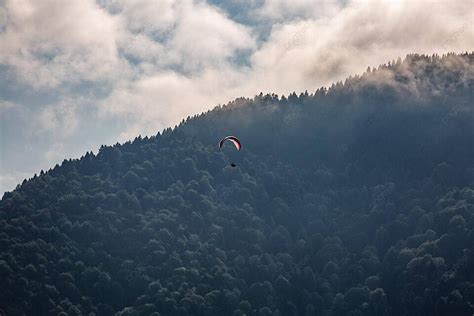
[219,136,241,168]
[219,136,241,151]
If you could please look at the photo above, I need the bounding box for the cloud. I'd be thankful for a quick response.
[38,99,79,137]
[246,0,474,94]
[118,33,165,67]
[0,0,123,88]
[116,0,176,34]
[100,68,243,140]
[168,1,255,71]
[258,0,343,20]
[0,99,15,111]
[114,0,256,72]
[0,171,32,194]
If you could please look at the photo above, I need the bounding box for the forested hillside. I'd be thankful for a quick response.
[1,53,473,315]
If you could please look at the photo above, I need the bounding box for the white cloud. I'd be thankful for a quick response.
[117,0,177,34]
[0,0,124,88]
[247,0,474,94]
[101,70,226,140]
[258,0,343,20]
[38,99,79,137]
[118,32,165,66]
[168,1,255,70]
[0,171,32,194]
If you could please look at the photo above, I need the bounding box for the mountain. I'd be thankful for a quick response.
[1,53,473,316]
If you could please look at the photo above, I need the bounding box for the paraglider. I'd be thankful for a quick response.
[219,136,241,167]
[219,136,241,151]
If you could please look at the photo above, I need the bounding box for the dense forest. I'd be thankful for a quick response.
[0,53,473,315]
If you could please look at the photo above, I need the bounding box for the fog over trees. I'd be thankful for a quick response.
[0,53,473,315]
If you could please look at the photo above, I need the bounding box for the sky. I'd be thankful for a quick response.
[0,0,472,193]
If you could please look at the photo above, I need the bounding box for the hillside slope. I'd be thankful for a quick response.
[1,53,473,316]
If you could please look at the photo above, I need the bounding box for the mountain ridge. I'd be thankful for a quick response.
[0,52,473,316]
